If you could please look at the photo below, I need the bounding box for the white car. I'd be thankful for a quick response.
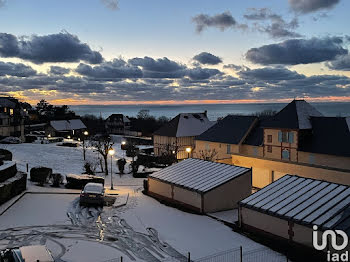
[0,245,54,262]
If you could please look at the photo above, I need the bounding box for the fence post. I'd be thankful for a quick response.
[240,246,243,262]
[120,256,123,262]
[26,163,29,173]
[188,252,191,262]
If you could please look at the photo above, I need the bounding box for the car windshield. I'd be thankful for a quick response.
[84,184,103,193]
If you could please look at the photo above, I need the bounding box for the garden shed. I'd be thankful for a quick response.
[148,158,252,213]
[239,175,350,251]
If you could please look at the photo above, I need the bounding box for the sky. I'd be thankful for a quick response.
[0,0,350,105]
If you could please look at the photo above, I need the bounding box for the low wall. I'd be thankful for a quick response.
[0,172,27,205]
[0,161,17,183]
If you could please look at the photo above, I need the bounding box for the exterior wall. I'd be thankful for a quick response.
[263,129,298,162]
[154,135,195,159]
[148,178,172,198]
[240,145,263,158]
[194,140,238,161]
[148,178,202,211]
[203,170,252,213]
[231,154,350,187]
[173,186,202,210]
[298,151,350,170]
[240,207,323,250]
[252,168,272,189]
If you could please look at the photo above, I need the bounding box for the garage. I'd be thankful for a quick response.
[239,175,350,252]
[148,158,252,213]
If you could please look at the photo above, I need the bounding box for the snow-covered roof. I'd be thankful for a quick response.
[149,158,250,193]
[154,113,215,138]
[50,119,86,131]
[240,175,350,233]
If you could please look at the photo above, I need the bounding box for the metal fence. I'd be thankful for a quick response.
[195,247,288,262]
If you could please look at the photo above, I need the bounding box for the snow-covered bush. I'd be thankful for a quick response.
[30,167,52,186]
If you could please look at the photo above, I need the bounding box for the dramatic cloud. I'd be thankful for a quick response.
[238,67,305,80]
[244,8,301,38]
[289,0,341,13]
[246,37,348,65]
[101,0,118,10]
[223,64,243,71]
[0,61,36,77]
[0,32,103,64]
[327,55,350,71]
[193,52,222,65]
[187,68,221,80]
[76,59,143,79]
[49,66,70,75]
[192,12,247,33]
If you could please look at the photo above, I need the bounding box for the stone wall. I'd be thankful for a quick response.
[0,172,27,205]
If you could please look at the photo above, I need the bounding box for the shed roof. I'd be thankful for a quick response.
[196,115,257,144]
[240,175,350,233]
[50,119,86,131]
[149,158,250,193]
[154,113,214,138]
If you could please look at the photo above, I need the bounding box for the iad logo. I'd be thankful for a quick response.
[313,225,349,261]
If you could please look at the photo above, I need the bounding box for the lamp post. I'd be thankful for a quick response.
[83,131,89,160]
[186,147,192,159]
[108,148,115,190]
[121,141,126,158]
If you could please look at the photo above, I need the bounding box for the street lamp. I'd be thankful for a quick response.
[121,141,126,157]
[186,147,192,159]
[108,148,115,190]
[83,131,89,160]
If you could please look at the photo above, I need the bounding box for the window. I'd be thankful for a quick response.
[253,147,258,156]
[267,145,272,153]
[282,149,290,160]
[267,135,272,143]
[226,144,231,154]
[205,143,210,150]
[9,109,14,116]
[278,131,294,143]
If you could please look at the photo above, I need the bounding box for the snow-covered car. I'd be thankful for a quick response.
[0,245,54,262]
[80,182,105,206]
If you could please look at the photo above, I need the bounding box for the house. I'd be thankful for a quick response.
[239,175,350,256]
[0,97,26,141]
[153,112,215,159]
[195,100,350,188]
[148,158,252,213]
[105,114,131,135]
[46,119,87,138]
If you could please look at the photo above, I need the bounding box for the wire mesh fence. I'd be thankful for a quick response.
[195,246,288,262]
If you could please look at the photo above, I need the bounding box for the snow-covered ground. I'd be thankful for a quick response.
[0,142,284,262]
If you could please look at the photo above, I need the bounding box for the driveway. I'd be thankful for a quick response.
[0,193,186,262]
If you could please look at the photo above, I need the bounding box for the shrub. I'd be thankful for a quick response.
[30,167,52,186]
[50,173,63,187]
[0,149,12,161]
[65,174,104,189]
[117,158,126,174]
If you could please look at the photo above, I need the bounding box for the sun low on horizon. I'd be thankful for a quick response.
[0,0,350,106]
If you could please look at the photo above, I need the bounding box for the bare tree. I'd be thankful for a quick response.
[90,135,114,176]
[198,149,218,161]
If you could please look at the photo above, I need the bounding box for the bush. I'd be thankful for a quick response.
[57,142,78,147]
[84,162,95,176]
[117,158,126,174]
[0,149,12,161]
[50,173,63,187]
[65,174,104,189]
[30,167,52,186]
